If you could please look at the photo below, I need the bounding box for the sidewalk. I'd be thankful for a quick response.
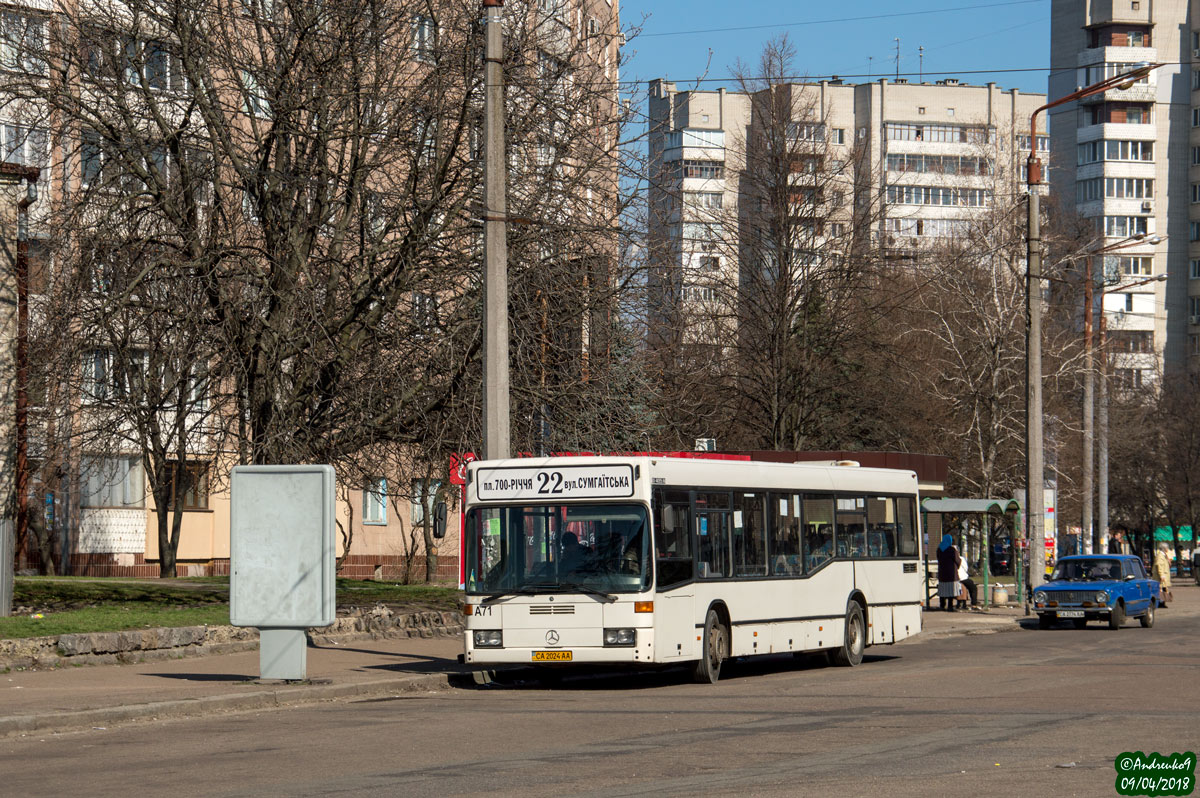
[0,635,469,738]
[3,585,1194,738]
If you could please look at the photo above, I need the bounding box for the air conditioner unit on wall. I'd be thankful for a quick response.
[1194,48,1200,58]
[1142,201,1153,212]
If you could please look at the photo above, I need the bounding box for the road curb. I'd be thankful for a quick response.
[0,671,462,739]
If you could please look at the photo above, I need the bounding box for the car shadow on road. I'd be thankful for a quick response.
[145,673,257,682]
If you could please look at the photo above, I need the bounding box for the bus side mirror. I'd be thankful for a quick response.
[433,501,448,539]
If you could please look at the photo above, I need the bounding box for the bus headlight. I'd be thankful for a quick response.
[604,628,637,647]
[1095,591,1108,604]
[473,630,503,648]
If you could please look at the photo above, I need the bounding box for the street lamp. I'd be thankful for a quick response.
[0,162,40,618]
[1024,60,1160,591]
[1096,270,1168,559]
[1082,234,1163,555]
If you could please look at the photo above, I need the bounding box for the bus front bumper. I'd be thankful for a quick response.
[465,637,655,666]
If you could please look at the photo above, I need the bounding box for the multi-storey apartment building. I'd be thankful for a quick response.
[1049,0,1186,382]
[0,0,621,581]
[647,77,1046,336]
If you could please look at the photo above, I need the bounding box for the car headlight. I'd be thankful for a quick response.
[603,628,637,647]
[1095,591,1108,604]
[473,630,503,648]
[1034,591,1047,604]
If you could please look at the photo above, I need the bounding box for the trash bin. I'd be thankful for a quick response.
[992,585,1009,605]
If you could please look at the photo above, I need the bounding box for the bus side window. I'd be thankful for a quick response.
[769,492,802,575]
[895,497,918,556]
[654,489,694,589]
[803,495,834,570]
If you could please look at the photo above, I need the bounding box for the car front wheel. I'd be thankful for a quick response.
[1140,600,1155,628]
[1108,602,1125,629]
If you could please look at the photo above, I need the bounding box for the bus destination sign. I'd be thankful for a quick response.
[476,465,636,501]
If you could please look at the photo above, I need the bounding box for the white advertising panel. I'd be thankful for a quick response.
[230,464,336,628]
[476,464,636,501]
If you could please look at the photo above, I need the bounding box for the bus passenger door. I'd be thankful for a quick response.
[655,588,695,661]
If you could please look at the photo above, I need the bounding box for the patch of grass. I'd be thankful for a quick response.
[14,578,227,609]
[0,605,230,640]
[334,579,461,610]
[4,576,461,640]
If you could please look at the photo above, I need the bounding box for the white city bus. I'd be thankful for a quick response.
[461,455,923,682]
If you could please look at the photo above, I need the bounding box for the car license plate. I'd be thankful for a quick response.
[532,650,572,662]
[1058,610,1084,618]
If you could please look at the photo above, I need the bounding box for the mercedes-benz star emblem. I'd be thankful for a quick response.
[545,630,560,646]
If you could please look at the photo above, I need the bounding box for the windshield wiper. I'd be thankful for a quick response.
[482,587,542,603]
[553,582,618,603]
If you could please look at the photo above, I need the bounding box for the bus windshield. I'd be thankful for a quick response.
[465,503,651,595]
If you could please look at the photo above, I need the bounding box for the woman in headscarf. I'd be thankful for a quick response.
[936,533,961,611]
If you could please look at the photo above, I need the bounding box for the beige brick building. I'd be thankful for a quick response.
[647,77,1046,336]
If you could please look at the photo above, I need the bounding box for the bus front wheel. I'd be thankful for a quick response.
[832,602,865,667]
[692,608,727,684]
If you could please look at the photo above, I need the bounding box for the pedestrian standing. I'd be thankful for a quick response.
[936,534,960,612]
[957,553,978,610]
[1152,541,1173,608]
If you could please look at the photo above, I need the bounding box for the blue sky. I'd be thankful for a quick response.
[621,0,1052,97]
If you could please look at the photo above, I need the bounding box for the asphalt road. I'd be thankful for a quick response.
[3,607,1197,797]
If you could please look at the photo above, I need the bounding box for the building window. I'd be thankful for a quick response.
[81,455,144,508]
[1,122,47,168]
[1104,216,1150,237]
[240,70,270,118]
[410,479,440,525]
[1193,183,1200,204]
[82,349,146,402]
[946,108,955,117]
[1109,330,1154,353]
[699,255,720,270]
[685,191,723,209]
[0,12,48,75]
[917,107,926,115]
[411,15,436,62]
[830,128,845,144]
[1193,70,1200,90]
[168,462,209,510]
[675,160,724,180]
[1106,177,1152,198]
[884,123,990,143]
[1191,222,1200,242]
[1193,147,1200,166]
[1193,107,1200,128]
[1126,293,1136,312]
[1113,368,1143,390]
[1118,256,1152,276]
[1191,296,1200,317]
[1190,259,1200,279]
[1190,334,1200,355]
[363,478,387,525]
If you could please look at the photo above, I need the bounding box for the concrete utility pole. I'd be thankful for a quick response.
[1,163,39,617]
[1082,255,1095,555]
[482,0,510,461]
[1025,169,1045,590]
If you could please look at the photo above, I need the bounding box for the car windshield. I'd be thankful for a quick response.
[1051,558,1122,582]
[465,503,651,595]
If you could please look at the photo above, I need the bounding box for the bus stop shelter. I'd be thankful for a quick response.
[921,498,1021,609]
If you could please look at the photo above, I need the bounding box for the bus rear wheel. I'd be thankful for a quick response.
[692,608,727,684]
[832,602,865,667]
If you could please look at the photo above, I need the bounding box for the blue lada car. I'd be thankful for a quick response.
[1033,554,1159,630]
